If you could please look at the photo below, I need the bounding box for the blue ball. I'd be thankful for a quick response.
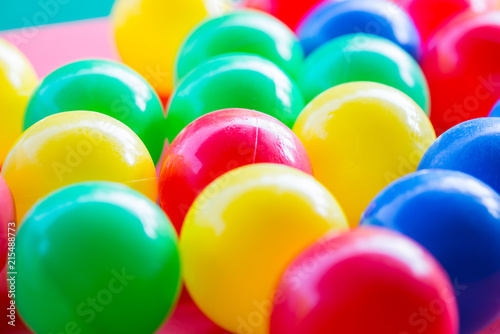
[361,170,500,334]
[418,117,500,194]
[296,0,422,59]
[489,99,500,117]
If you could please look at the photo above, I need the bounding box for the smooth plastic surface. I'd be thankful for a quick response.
[361,170,500,334]
[166,54,304,142]
[159,108,312,233]
[489,98,500,116]
[180,164,348,334]
[1,111,157,221]
[418,118,500,195]
[0,37,37,168]
[297,0,422,59]
[15,182,181,334]
[175,10,303,82]
[293,82,436,225]
[298,34,429,110]
[112,0,208,97]
[23,59,167,163]
[394,0,483,42]
[0,174,14,271]
[421,11,500,135]
[270,227,459,334]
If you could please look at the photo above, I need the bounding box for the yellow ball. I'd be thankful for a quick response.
[293,82,436,226]
[2,111,157,222]
[180,163,348,334]
[112,0,209,97]
[0,37,37,167]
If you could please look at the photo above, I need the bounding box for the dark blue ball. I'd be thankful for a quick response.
[418,117,500,194]
[361,170,500,334]
[296,0,422,59]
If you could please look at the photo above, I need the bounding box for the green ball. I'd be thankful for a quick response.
[298,34,430,114]
[16,182,181,334]
[166,54,305,142]
[175,10,304,82]
[23,60,167,163]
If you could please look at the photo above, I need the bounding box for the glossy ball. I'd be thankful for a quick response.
[24,59,167,163]
[0,37,37,167]
[489,98,500,116]
[159,108,312,233]
[418,118,500,195]
[421,11,500,135]
[112,0,208,97]
[298,34,429,110]
[361,170,500,334]
[175,10,304,82]
[180,164,349,334]
[271,227,459,334]
[1,111,157,221]
[16,182,181,334]
[240,0,323,30]
[298,0,422,59]
[166,54,304,142]
[0,174,14,270]
[394,0,484,42]
[293,82,435,225]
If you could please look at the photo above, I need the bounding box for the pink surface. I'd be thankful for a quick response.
[0,18,119,78]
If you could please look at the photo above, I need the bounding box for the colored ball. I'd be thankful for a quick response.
[240,0,323,30]
[270,227,459,334]
[175,10,304,82]
[112,0,208,98]
[166,54,304,142]
[394,0,484,42]
[297,0,422,59]
[1,111,157,222]
[361,170,500,334]
[0,174,14,271]
[421,11,500,135]
[16,182,181,334]
[489,98,500,116]
[0,37,37,168]
[159,108,312,233]
[298,34,429,110]
[180,164,349,334]
[293,82,435,225]
[418,118,500,195]
[23,59,167,163]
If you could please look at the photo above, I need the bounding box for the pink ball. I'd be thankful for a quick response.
[158,108,312,233]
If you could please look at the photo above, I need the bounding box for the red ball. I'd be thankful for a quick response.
[158,108,312,233]
[395,0,480,42]
[270,228,459,334]
[242,0,323,30]
[421,10,500,135]
[0,174,14,271]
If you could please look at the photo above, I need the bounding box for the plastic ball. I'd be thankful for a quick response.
[489,98,500,116]
[298,34,429,110]
[421,11,500,135]
[270,227,459,334]
[15,182,181,334]
[0,174,14,271]
[112,0,208,98]
[180,164,349,334]
[1,111,157,222]
[418,118,500,195]
[297,0,422,59]
[361,170,500,334]
[23,59,167,163]
[293,82,435,225]
[175,10,304,82]
[394,0,485,42]
[0,37,37,168]
[166,54,304,142]
[159,108,312,234]
[240,0,323,30]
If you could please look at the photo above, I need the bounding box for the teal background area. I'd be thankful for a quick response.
[0,0,116,31]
